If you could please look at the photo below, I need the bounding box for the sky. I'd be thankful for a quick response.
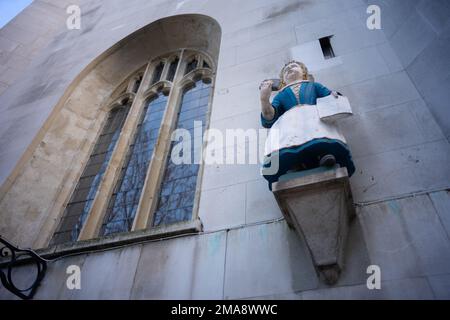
[0,0,33,28]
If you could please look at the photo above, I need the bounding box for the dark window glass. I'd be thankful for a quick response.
[185,58,198,75]
[51,105,130,245]
[132,75,142,93]
[153,80,211,227]
[166,58,179,82]
[151,62,165,85]
[101,94,168,236]
[319,36,335,59]
[202,61,210,69]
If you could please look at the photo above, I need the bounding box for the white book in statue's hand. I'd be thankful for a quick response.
[316,95,353,123]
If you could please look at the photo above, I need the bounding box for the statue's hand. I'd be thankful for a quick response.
[260,80,273,101]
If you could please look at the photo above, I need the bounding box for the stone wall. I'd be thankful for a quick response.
[1,0,449,299]
[364,0,450,141]
[1,190,450,299]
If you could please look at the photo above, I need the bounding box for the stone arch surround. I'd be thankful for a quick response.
[0,14,222,249]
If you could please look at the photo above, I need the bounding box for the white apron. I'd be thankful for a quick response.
[264,104,347,157]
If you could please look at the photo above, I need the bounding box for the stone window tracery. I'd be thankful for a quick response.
[51,50,215,244]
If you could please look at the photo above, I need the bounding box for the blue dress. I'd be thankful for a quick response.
[260,81,355,188]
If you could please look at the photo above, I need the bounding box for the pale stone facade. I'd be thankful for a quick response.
[1,0,450,299]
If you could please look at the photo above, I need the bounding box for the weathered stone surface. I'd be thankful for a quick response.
[313,45,392,89]
[336,71,420,114]
[245,179,283,224]
[429,191,450,238]
[70,245,142,299]
[224,220,318,300]
[301,277,435,300]
[350,140,450,203]
[324,216,372,288]
[199,183,246,231]
[359,194,450,281]
[131,232,226,299]
[338,99,444,158]
[427,274,450,299]
[273,167,355,284]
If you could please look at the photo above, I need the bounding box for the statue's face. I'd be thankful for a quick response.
[283,62,304,84]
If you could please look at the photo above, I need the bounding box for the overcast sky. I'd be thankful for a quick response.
[0,0,33,28]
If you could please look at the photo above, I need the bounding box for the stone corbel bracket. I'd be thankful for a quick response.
[272,167,356,285]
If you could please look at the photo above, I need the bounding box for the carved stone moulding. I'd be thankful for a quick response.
[144,80,173,99]
[272,166,355,285]
[179,67,214,91]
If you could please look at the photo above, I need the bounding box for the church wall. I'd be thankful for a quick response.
[0,0,449,299]
[363,0,450,140]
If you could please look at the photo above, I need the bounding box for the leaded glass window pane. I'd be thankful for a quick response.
[151,62,165,85]
[185,58,198,75]
[132,75,142,93]
[51,105,130,245]
[166,58,179,82]
[153,80,211,227]
[101,94,168,235]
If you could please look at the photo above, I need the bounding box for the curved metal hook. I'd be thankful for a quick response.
[0,236,47,300]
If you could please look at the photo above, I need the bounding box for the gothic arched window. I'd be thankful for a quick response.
[0,14,221,251]
[50,50,215,245]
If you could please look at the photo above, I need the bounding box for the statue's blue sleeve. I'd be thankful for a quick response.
[314,82,332,98]
[261,93,283,128]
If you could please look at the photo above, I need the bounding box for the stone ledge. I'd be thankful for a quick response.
[0,219,203,268]
[272,166,351,193]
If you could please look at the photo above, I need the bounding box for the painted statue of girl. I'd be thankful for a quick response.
[259,61,355,188]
